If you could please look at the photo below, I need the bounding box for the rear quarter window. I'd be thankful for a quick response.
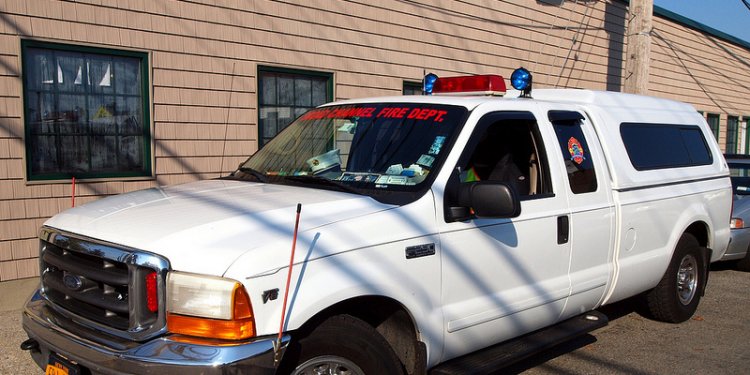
[620,123,713,170]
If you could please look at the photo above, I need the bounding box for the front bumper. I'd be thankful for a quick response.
[22,290,288,375]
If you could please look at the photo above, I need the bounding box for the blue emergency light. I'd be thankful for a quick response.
[511,67,533,98]
[423,73,439,95]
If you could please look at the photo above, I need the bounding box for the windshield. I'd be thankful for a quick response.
[237,103,467,200]
[729,162,750,195]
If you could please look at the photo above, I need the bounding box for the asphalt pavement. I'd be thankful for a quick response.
[1,305,38,374]
[509,263,750,374]
[2,265,748,374]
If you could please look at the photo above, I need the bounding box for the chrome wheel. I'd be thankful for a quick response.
[645,234,706,323]
[292,355,365,375]
[677,254,698,305]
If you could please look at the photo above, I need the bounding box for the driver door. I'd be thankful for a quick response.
[436,110,572,360]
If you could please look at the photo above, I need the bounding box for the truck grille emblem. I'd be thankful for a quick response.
[63,273,83,291]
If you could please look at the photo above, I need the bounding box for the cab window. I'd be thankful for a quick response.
[443,111,552,222]
[550,111,597,194]
[463,121,548,196]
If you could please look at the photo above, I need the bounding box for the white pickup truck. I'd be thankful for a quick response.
[22,70,731,375]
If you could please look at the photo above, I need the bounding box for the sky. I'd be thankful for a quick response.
[654,0,750,43]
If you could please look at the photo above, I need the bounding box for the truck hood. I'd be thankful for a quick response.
[44,179,395,275]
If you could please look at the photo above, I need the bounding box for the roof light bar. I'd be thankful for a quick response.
[429,74,507,96]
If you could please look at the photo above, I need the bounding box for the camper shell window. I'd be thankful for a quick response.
[620,123,713,170]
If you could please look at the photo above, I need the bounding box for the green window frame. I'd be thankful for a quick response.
[706,113,720,141]
[257,66,332,146]
[745,116,750,154]
[403,81,422,95]
[21,40,151,181]
[727,115,739,154]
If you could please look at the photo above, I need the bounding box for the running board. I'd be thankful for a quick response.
[429,311,609,375]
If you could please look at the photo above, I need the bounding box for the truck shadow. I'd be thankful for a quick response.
[498,296,643,374]
[499,334,597,374]
[499,263,738,374]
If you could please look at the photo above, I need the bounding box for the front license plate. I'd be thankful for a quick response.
[45,352,80,375]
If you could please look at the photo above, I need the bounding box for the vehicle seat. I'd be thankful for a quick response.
[488,153,529,195]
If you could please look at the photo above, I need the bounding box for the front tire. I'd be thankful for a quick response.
[283,314,405,375]
[645,234,707,323]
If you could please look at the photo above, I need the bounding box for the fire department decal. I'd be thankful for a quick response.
[568,137,585,165]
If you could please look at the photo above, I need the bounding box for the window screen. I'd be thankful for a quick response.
[727,116,739,154]
[706,113,720,140]
[22,40,150,181]
[403,81,422,95]
[258,68,332,146]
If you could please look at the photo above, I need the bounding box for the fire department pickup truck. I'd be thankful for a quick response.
[22,69,731,375]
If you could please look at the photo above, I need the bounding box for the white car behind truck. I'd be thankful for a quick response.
[22,70,731,375]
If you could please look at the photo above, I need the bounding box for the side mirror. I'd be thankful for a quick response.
[455,181,521,219]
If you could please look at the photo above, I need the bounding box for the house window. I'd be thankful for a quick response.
[706,113,720,140]
[727,115,739,154]
[403,81,422,95]
[258,67,332,146]
[22,40,151,181]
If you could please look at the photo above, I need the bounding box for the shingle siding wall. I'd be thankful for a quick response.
[0,0,748,281]
[650,15,750,149]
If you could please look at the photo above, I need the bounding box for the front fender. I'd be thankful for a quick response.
[222,192,446,367]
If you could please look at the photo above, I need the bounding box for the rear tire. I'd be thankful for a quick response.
[283,314,405,375]
[645,234,707,323]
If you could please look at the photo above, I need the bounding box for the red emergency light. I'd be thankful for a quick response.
[432,74,506,96]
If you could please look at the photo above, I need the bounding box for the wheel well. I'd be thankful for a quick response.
[682,222,712,296]
[295,296,423,374]
[684,222,709,248]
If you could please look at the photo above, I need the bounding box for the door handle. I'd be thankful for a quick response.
[557,215,569,244]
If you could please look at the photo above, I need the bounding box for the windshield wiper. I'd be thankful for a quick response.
[282,175,361,195]
[235,167,269,183]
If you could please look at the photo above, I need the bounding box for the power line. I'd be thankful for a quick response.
[555,0,595,87]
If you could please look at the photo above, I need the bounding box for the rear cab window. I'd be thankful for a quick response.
[549,111,598,194]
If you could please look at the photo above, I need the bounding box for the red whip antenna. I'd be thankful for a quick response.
[275,203,302,363]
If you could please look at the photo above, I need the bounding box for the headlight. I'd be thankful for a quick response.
[166,272,255,340]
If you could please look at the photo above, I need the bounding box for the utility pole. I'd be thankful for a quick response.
[624,0,653,94]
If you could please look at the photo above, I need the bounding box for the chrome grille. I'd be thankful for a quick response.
[39,227,170,341]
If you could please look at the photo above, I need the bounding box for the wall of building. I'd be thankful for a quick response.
[0,0,747,281]
[649,10,750,151]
